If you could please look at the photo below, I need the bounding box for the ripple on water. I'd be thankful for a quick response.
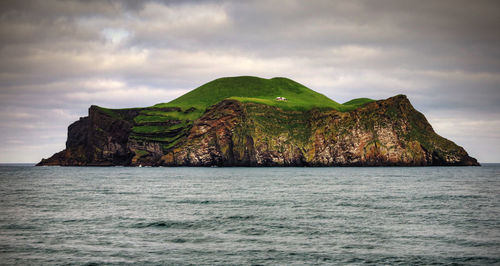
[0,165,499,264]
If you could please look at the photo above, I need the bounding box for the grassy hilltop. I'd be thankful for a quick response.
[99,76,375,150]
[155,76,373,113]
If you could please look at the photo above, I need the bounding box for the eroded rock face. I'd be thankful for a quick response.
[37,95,479,167]
[38,106,140,166]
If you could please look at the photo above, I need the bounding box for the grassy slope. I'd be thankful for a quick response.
[342,98,374,107]
[154,76,373,113]
[98,76,374,121]
[97,76,375,153]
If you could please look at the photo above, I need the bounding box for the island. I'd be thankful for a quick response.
[37,76,479,166]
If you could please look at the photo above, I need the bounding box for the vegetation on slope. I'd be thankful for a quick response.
[95,76,375,153]
[154,76,373,112]
[342,98,375,110]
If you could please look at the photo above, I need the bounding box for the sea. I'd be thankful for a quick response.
[0,164,499,265]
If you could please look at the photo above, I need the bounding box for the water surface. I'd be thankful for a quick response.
[1,165,499,264]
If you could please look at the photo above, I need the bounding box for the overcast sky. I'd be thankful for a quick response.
[1,0,499,163]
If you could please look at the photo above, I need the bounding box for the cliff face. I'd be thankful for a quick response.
[37,106,139,166]
[38,95,478,166]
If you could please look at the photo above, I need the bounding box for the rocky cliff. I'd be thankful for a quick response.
[38,94,479,167]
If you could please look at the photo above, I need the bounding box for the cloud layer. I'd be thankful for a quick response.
[1,0,499,162]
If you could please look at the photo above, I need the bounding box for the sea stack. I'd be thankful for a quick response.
[37,76,479,167]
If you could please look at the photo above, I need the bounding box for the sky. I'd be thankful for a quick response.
[0,0,499,163]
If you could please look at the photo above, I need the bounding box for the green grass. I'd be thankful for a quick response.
[154,76,374,112]
[95,76,376,145]
[132,125,184,134]
[99,76,375,123]
[94,106,122,119]
[94,106,143,120]
[134,115,168,124]
[342,98,375,109]
[144,109,202,121]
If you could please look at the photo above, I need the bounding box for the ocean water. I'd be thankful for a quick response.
[0,165,499,265]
